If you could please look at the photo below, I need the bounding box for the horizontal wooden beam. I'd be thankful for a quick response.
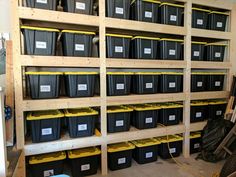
[192,0,233,10]
[190,121,207,132]
[192,29,232,40]
[191,91,229,100]
[191,61,232,69]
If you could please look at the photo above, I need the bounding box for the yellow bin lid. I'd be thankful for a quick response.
[106,33,133,38]
[210,11,229,16]
[155,134,183,143]
[61,30,95,35]
[190,132,201,139]
[206,43,228,46]
[134,72,161,75]
[160,38,184,42]
[27,110,64,121]
[161,72,183,75]
[108,142,135,153]
[161,102,183,109]
[21,26,60,32]
[191,101,208,106]
[160,2,184,8]
[131,0,161,5]
[25,71,63,75]
[131,104,161,111]
[64,72,99,75]
[68,147,101,159]
[64,108,98,117]
[107,106,133,114]
[192,7,211,13]
[132,36,160,40]
[131,138,161,148]
[29,151,66,165]
[208,100,227,105]
[107,72,134,75]
[192,41,207,45]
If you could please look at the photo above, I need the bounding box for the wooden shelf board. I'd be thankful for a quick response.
[107,93,186,106]
[20,55,100,67]
[191,91,229,100]
[107,59,187,68]
[190,121,207,132]
[192,28,232,40]
[191,61,232,69]
[192,0,233,10]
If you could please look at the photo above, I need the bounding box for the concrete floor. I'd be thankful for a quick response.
[92,155,224,177]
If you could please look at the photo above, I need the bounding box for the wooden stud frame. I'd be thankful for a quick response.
[11,0,235,175]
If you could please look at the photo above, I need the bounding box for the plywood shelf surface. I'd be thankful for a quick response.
[191,91,229,100]
[190,121,207,132]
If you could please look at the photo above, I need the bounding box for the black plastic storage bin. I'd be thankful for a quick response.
[159,72,183,93]
[159,38,184,60]
[192,8,210,29]
[208,100,227,120]
[207,73,225,91]
[62,30,95,57]
[64,108,98,138]
[21,26,59,55]
[132,72,160,94]
[29,151,66,177]
[108,142,135,171]
[190,132,202,154]
[26,0,57,10]
[26,71,62,99]
[132,138,160,164]
[130,0,160,23]
[106,0,131,19]
[68,147,101,177]
[190,101,209,123]
[107,72,133,96]
[61,0,93,14]
[159,103,183,126]
[205,43,227,62]
[27,110,63,143]
[191,41,207,61]
[191,72,207,92]
[131,104,161,129]
[156,135,183,159]
[131,36,160,59]
[106,34,132,58]
[64,72,98,98]
[107,106,133,133]
[208,11,229,31]
[159,3,184,26]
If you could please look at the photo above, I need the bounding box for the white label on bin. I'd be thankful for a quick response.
[115,7,124,14]
[81,164,90,171]
[145,152,153,158]
[41,128,52,136]
[169,115,176,121]
[36,41,47,49]
[118,157,126,164]
[36,0,47,4]
[217,22,223,28]
[145,11,152,18]
[196,112,202,118]
[194,51,200,57]
[216,110,222,116]
[43,169,54,177]
[40,85,51,92]
[169,148,176,154]
[169,49,176,56]
[170,15,177,21]
[215,52,221,58]
[116,120,124,127]
[215,81,221,86]
[78,124,88,131]
[75,44,85,51]
[169,82,176,88]
[78,84,87,91]
[145,117,153,124]
[144,48,151,54]
[197,19,203,25]
[194,143,200,149]
[115,46,123,53]
[197,82,203,87]
[76,2,86,10]
[116,83,124,90]
[146,83,153,89]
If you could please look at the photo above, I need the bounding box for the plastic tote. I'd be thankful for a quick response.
[61,30,95,57]
[106,0,131,19]
[191,72,208,92]
[21,26,59,55]
[29,151,66,177]
[190,132,202,154]
[27,110,63,143]
[207,72,225,91]
[205,43,227,62]
[208,100,227,120]
[107,106,133,133]
[192,8,210,29]
[191,41,207,61]
[132,138,161,164]
[26,71,62,99]
[108,142,135,171]
[159,72,183,93]
[68,147,101,177]
[208,11,229,31]
[61,0,93,14]
[26,0,57,10]
[190,101,208,123]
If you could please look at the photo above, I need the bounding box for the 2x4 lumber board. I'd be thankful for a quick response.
[22,97,101,111]
[191,61,232,69]
[20,55,100,67]
[107,93,186,106]
[106,59,187,68]
[191,91,229,100]
[190,121,207,132]
[18,7,99,26]
[105,18,187,36]
[192,29,232,40]
[106,125,186,144]
[192,0,233,10]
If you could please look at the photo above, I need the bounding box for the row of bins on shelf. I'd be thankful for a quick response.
[26,0,228,32]
[28,133,202,177]
[21,26,228,62]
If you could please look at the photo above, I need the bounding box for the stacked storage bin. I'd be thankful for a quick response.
[106,0,131,19]
[26,0,57,10]
[208,100,227,119]
[208,11,229,31]
[192,8,210,29]
[191,41,207,61]
[190,132,202,154]
[159,72,183,93]
[61,0,94,14]
[207,72,225,91]
[205,43,227,62]
[190,101,208,123]
[191,72,207,92]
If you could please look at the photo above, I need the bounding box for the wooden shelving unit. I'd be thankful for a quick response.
[11,0,236,176]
